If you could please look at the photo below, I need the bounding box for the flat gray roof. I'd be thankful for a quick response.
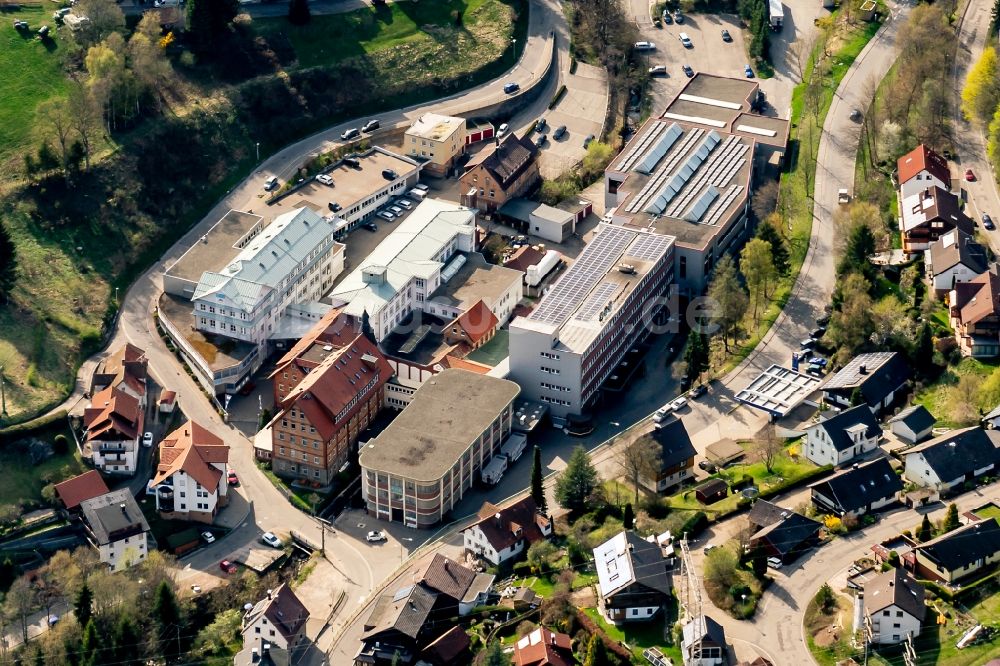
[165,210,263,283]
[735,364,823,417]
[359,369,520,481]
[158,293,256,372]
[430,253,522,311]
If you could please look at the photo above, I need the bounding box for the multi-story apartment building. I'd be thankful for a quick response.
[900,186,974,254]
[897,144,951,200]
[603,74,788,294]
[152,421,230,524]
[191,207,345,353]
[84,386,143,476]
[360,369,520,527]
[950,265,1000,357]
[80,489,150,571]
[508,224,675,419]
[269,325,392,485]
[405,113,467,176]
[90,343,148,408]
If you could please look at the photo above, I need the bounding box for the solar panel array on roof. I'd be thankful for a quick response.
[625,233,673,262]
[614,122,665,172]
[529,226,637,327]
[684,186,719,222]
[625,128,706,214]
[575,281,621,321]
[635,123,683,175]
[705,185,744,226]
[644,132,721,215]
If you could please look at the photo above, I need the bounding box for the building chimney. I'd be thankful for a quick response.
[266,589,272,600]
[262,642,271,654]
[120,503,128,515]
[495,512,502,527]
[859,365,867,375]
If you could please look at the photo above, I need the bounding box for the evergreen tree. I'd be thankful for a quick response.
[153,581,182,662]
[530,445,547,514]
[838,224,877,280]
[684,332,709,384]
[916,514,933,542]
[750,547,767,579]
[943,503,960,533]
[706,255,748,352]
[555,446,600,515]
[74,582,93,629]
[914,323,935,377]
[756,219,789,275]
[623,502,634,529]
[480,640,512,666]
[186,0,239,54]
[112,614,142,665]
[583,633,611,666]
[288,0,311,25]
[0,557,16,592]
[80,618,99,666]
[0,221,16,302]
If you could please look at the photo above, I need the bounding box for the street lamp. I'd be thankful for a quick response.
[114,286,119,304]
[400,537,414,563]
[511,38,517,65]
[256,142,260,163]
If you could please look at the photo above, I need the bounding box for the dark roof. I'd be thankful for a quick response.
[864,568,926,621]
[466,134,539,190]
[420,626,471,665]
[593,531,672,600]
[420,554,478,604]
[262,585,308,642]
[54,471,110,511]
[683,615,726,649]
[809,457,902,514]
[751,512,821,557]
[696,478,729,496]
[906,427,1000,483]
[824,352,911,407]
[641,419,698,470]
[467,496,550,553]
[363,584,437,640]
[928,230,987,274]
[79,489,149,546]
[889,405,937,434]
[812,404,882,452]
[233,638,291,666]
[747,499,795,529]
[917,517,1000,573]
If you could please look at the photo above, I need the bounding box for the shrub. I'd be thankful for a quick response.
[680,511,708,539]
[513,561,532,576]
[52,434,69,455]
[548,85,568,109]
[0,410,69,445]
[815,583,835,612]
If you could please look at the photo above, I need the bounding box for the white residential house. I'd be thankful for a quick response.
[241,584,309,655]
[84,386,143,476]
[925,230,987,295]
[462,497,552,566]
[804,404,882,467]
[888,405,936,444]
[79,489,150,571]
[151,421,230,524]
[593,531,672,624]
[897,144,951,200]
[863,568,925,645]
[191,207,346,356]
[903,427,1000,492]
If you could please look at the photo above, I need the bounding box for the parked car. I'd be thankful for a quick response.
[362,222,378,232]
[653,404,674,423]
[670,397,688,412]
[682,64,694,78]
[397,199,413,210]
[807,363,825,375]
[966,168,976,182]
[673,9,684,23]
[698,459,718,473]
[553,125,567,140]
[535,134,547,148]
[744,64,754,78]
[767,557,784,569]
[316,173,333,185]
[219,560,237,574]
[362,119,380,133]
[721,29,732,42]
[238,380,255,396]
[583,134,595,148]
[37,25,49,37]
[648,65,668,76]
[849,108,863,122]
[535,117,546,132]
[389,206,404,216]
[382,169,398,180]
[662,10,673,24]
[142,432,153,448]
[329,202,342,213]
[679,33,692,48]
[816,314,831,327]
[800,338,816,350]
[985,214,996,230]
[264,176,279,191]
[341,127,360,141]
[201,531,215,544]
[366,530,387,543]
[703,544,717,555]
[376,211,395,222]
[503,82,520,94]
[228,470,239,486]
[808,356,828,367]
[690,384,707,399]
[261,532,282,548]
[634,41,656,51]
[413,183,430,192]
[497,123,509,137]
[47,615,59,627]
[810,327,826,339]
[13,20,29,31]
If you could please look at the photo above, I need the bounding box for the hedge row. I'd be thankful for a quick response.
[575,609,633,662]
[548,85,567,109]
[0,410,68,445]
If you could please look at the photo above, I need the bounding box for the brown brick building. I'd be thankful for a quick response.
[269,312,392,485]
[460,134,540,212]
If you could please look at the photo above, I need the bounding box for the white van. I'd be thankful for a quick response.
[408,188,427,201]
[652,404,674,423]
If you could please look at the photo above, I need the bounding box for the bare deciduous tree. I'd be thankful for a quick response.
[754,424,783,473]
[616,435,661,505]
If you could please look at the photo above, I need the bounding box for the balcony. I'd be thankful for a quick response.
[97,442,130,453]
[156,487,175,513]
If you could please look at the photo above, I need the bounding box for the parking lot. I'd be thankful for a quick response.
[534,60,609,179]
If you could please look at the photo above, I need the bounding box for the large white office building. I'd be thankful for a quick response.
[508,224,674,419]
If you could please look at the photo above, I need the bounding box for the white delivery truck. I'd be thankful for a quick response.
[769,0,784,30]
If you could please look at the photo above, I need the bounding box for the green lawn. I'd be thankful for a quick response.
[512,575,556,598]
[913,357,1000,427]
[583,607,680,663]
[0,5,70,172]
[0,446,84,510]
[972,503,1000,522]
[255,0,528,85]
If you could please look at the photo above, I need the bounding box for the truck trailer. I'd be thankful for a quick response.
[769,0,784,29]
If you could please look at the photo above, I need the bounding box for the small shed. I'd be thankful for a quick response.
[706,438,746,466]
[158,390,177,414]
[695,478,729,505]
[512,586,539,612]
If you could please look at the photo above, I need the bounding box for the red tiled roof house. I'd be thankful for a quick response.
[83,386,143,476]
[462,496,552,566]
[151,421,230,523]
